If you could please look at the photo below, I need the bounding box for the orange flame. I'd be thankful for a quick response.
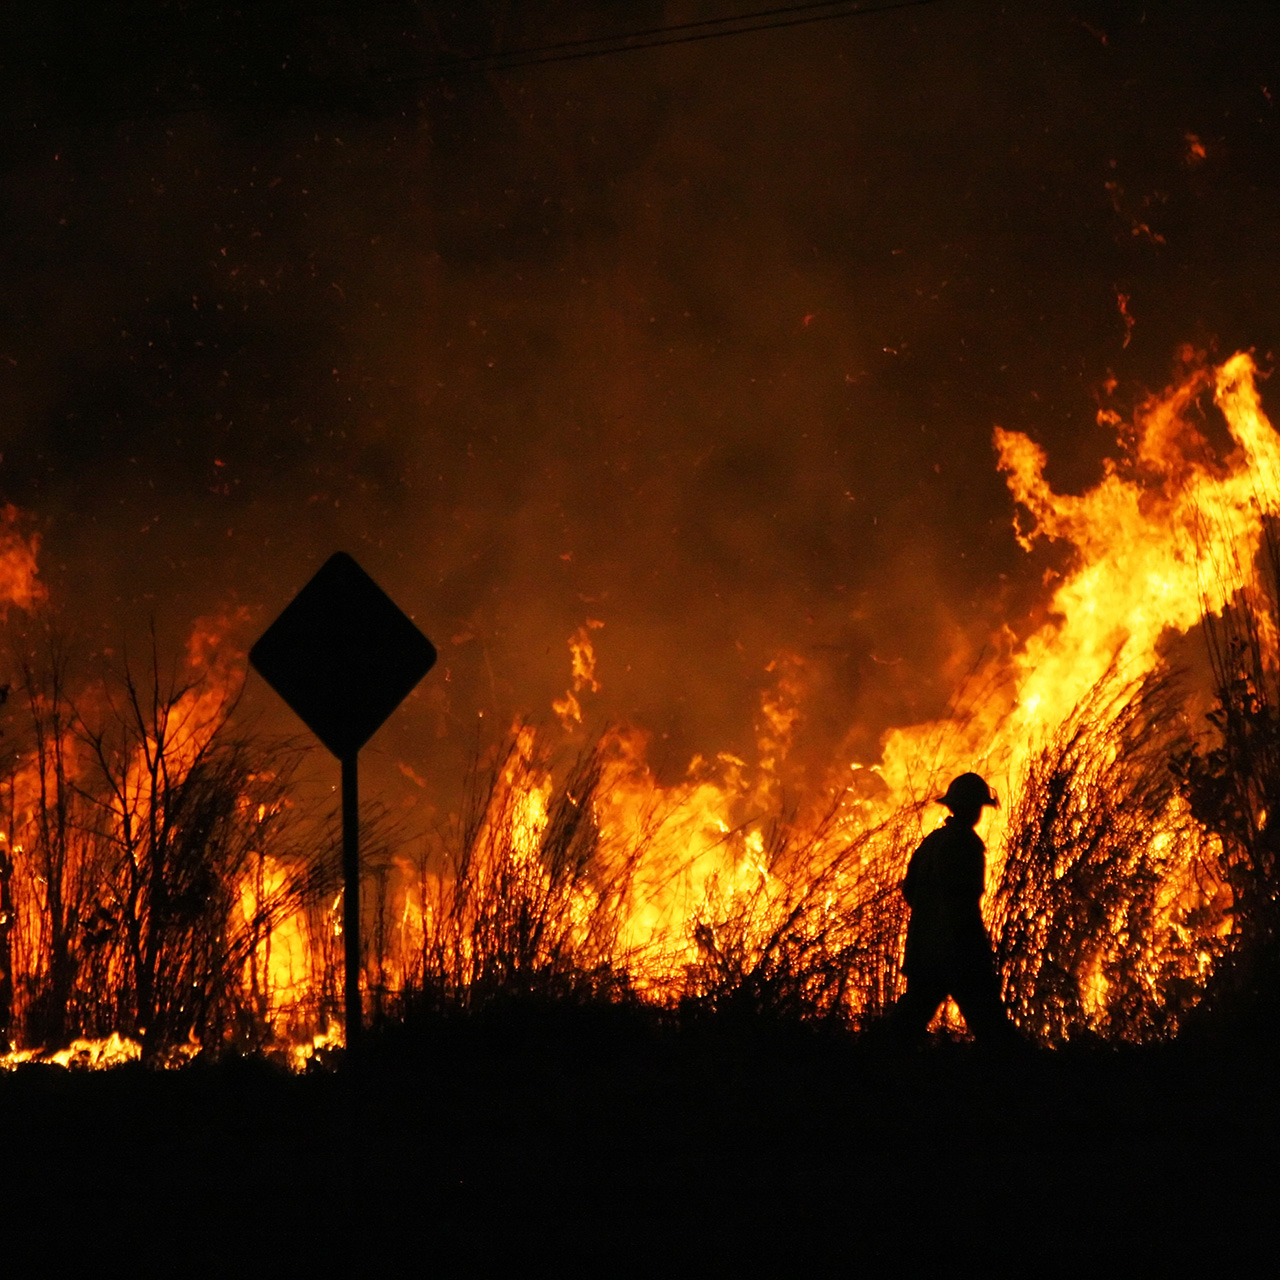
[552,619,605,729]
[0,504,45,617]
[7,351,1280,1058]
[332,354,1280,1037]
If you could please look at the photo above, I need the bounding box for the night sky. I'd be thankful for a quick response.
[3,1,1279,815]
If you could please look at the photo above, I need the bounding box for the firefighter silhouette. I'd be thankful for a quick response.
[891,772,1018,1042]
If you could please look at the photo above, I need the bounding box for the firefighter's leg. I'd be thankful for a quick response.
[890,975,948,1040]
[953,964,1019,1044]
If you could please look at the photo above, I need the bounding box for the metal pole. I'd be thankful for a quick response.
[341,753,361,1058]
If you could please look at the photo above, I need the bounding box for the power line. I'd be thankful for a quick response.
[403,0,947,79]
[3,0,950,131]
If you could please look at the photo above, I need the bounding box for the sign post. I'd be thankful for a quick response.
[250,552,436,1056]
[341,754,360,1053]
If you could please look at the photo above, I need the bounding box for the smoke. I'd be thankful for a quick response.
[2,2,1280,817]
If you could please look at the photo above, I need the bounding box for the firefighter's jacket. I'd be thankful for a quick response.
[901,817,994,980]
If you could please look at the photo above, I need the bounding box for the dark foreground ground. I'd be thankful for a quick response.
[3,1011,1277,1273]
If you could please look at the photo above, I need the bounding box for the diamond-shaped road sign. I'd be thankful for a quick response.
[250,552,437,1059]
[249,552,436,760]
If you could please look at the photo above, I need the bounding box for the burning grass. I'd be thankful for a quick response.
[0,640,1275,1064]
[0,630,340,1061]
[398,730,636,1015]
[4,350,1280,1060]
[992,667,1223,1045]
[391,727,921,1034]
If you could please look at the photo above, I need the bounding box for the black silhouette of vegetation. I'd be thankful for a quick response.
[1171,521,1280,1027]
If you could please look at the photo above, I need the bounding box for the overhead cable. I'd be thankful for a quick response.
[403,0,948,78]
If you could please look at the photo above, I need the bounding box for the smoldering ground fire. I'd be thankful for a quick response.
[1,350,1278,1062]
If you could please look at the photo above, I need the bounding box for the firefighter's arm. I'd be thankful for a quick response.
[967,841,986,903]
[901,838,927,907]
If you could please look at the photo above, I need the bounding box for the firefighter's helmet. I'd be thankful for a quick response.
[937,772,999,811]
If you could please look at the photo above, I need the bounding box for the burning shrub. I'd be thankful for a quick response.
[1171,522,1280,1026]
[393,723,918,1035]
[401,729,636,1014]
[681,802,914,1029]
[0,631,328,1058]
[992,669,1220,1045]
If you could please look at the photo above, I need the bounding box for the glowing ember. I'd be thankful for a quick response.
[0,1032,141,1071]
